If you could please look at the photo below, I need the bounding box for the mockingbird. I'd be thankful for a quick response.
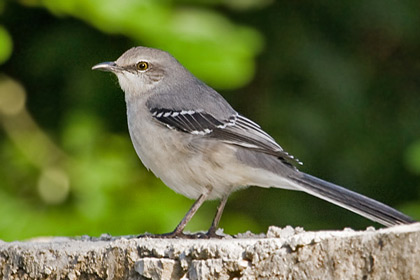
[92,46,414,238]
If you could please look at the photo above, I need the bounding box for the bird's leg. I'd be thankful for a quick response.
[141,188,211,239]
[206,195,229,238]
[167,192,208,237]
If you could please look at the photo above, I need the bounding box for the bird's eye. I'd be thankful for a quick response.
[136,61,149,71]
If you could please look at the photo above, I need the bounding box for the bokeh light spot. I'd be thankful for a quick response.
[37,167,70,205]
[0,77,26,116]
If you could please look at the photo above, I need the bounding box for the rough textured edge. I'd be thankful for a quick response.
[0,223,419,280]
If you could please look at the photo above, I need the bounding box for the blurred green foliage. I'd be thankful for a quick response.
[0,0,419,241]
[41,0,263,89]
[0,25,12,64]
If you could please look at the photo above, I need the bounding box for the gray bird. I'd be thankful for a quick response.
[92,46,414,238]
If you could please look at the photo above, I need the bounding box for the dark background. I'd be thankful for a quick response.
[0,0,419,241]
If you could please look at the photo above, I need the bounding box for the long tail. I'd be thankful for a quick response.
[288,172,415,226]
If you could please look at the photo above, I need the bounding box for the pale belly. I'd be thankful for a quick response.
[127,111,248,199]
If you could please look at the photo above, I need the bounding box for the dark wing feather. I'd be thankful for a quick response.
[212,115,302,166]
[149,108,301,166]
[150,108,225,135]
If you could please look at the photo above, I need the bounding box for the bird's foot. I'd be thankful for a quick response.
[137,231,203,239]
[137,229,227,239]
[205,230,225,239]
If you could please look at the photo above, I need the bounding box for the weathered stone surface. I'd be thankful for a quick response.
[0,224,419,279]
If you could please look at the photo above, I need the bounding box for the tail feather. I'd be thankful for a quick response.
[289,172,415,226]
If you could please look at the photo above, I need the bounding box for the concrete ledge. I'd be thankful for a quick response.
[1,224,419,279]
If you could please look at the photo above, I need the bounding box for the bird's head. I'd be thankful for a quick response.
[92,46,188,97]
